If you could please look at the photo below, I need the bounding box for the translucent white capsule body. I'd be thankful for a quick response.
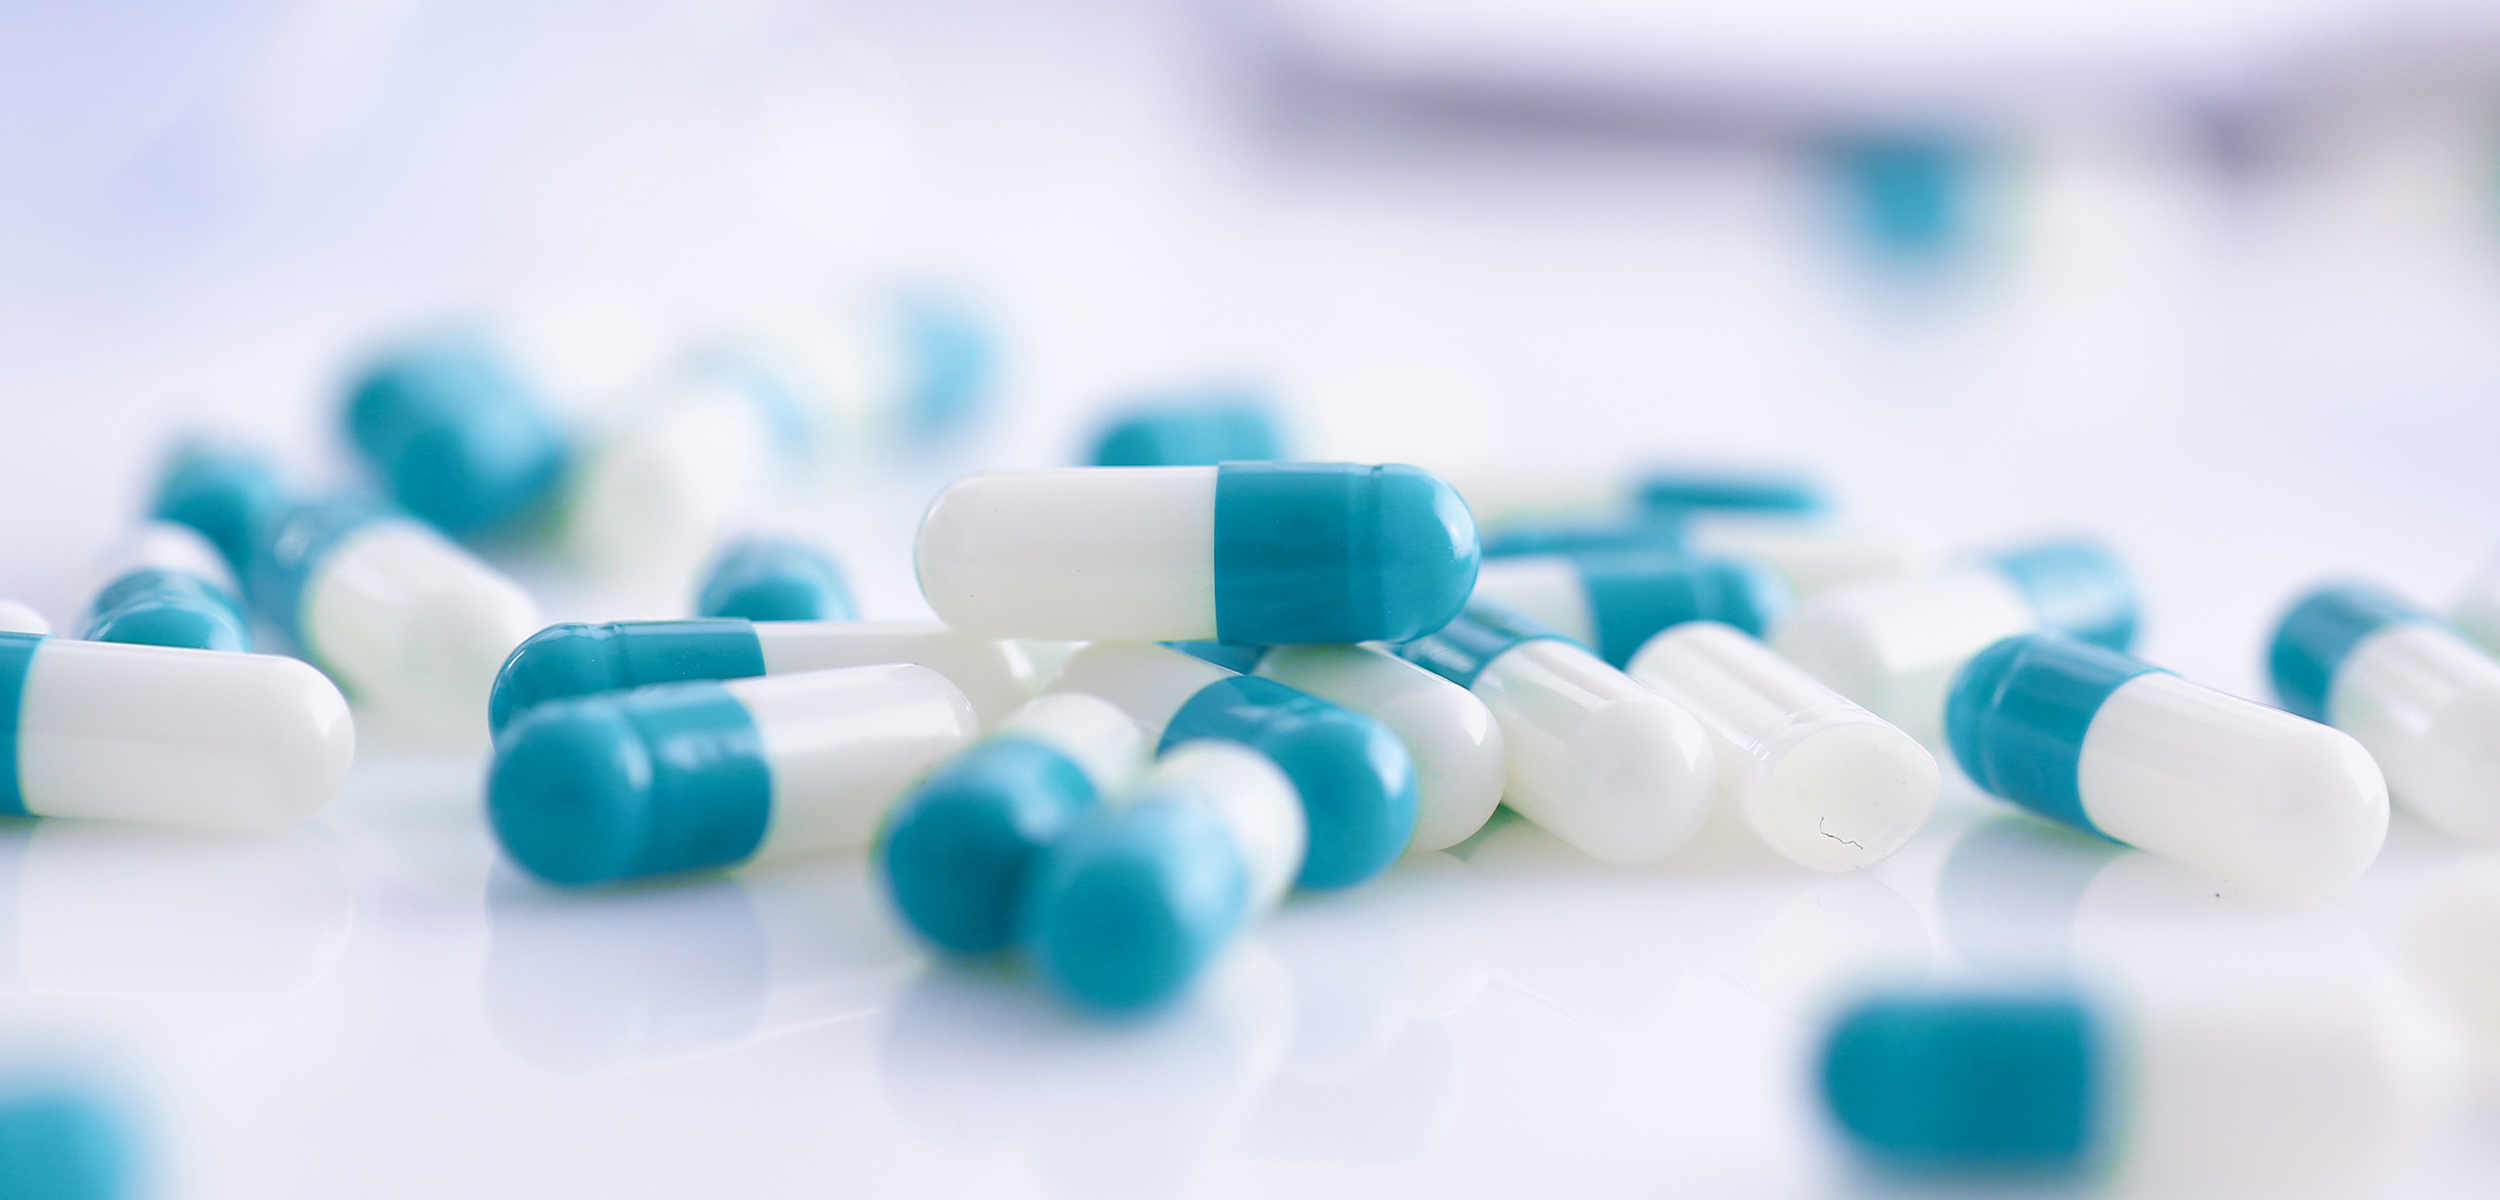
[1252,644,1505,852]
[303,519,541,740]
[920,468,1219,640]
[3,637,355,828]
[2327,624,2500,841]
[751,621,1047,731]
[1471,638,1716,864]
[1627,622,1936,871]
[2081,673,2386,895]
[563,374,783,579]
[1772,566,2036,743]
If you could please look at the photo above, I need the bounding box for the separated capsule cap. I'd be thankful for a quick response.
[1162,676,1416,889]
[2268,582,2434,723]
[1212,462,1479,645]
[1091,394,1282,467]
[345,336,570,537]
[83,569,250,652]
[488,683,773,885]
[151,438,286,581]
[1022,797,1250,1011]
[1821,991,2102,1172]
[1946,635,2162,833]
[880,736,1101,954]
[1636,466,1827,516]
[1988,540,2136,652]
[488,620,768,735]
[1578,550,1793,667]
[695,537,855,623]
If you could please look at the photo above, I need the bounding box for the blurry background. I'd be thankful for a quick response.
[7,1,2500,1196]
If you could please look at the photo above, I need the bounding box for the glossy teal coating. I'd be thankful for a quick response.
[1822,991,2100,1172]
[2270,582,2431,722]
[150,438,285,580]
[488,620,768,735]
[1948,635,2162,835]
[1162,676,1415,889]
[1990,540,2136,652]
[0,1081,137,1200]
[1023,797,1250,1012]
[82,569,249,652]
[695,537,855,623]
[1635,467,1826,516]
[1577,551,1792,667]
[880,736,1100,953]
[250,497,389,652]
[1091,395,1282,466]
[1481,513,1685,560]
[1393,605,1571,690]
[488,682,773,885]
[0,633,40,818]
[1211,462,1479,645]
[344,336,569,538]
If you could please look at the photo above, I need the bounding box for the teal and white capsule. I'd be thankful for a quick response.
[256,498,541,741]
[914,463,1480,644]
[1471,549,1791,667]
[1024,739,1306,1011]
[490,663,978,886]
[1775,538,2137,743]
[1949,634,2387,896]
[345,334,570,540]
[694,536,854,623]
[1048,641,1416,889]
[81,523,249,652]
[2271,581,2500,841]
[880,692,1149,953]
[150,436,286,580]
[1394,606,1715,864]
[0,632,353,828]
[490,619,1051,735]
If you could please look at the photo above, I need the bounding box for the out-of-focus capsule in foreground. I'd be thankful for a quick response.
[490,663,977,886]
[1774,538,2135,742]
[489,619,1047,734]
[1949,634,2386,896]
[1394,607,1715,864]
[1250,643,1506,852]
[694,536,855,623]
[915,463,1479,644]
[0,633,353,828]
[1472,549,1790,667]
[2271,580,2500,841]
[1628,621,1935,871]
[257,499,540,740]
[1822,991,2102,1174]
[880,692,1148,953]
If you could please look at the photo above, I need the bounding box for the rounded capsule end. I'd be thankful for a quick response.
[1363,464,1480,643]
[1163,676,1417,890]
[695,537,855,623]
[345,338,569,537]
[880,737,1099,953]
[1024,799,1250,1012]
[489,698,657,886]
[1821,991,2101,1173]
[489,624,624,736]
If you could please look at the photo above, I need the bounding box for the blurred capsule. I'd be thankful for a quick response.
[1090,391,1283,466]
[343,334,570,540]
[694,536,854,623]
[561,355,808,580]
[149,436,285,580]
[81,523,248,652]
[1252,643,1506,853]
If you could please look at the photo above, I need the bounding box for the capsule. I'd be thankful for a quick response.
[1635,465,1828,517]
[1393,606,1714,864]
[914,463,1480,644]
[1627,621,1936,871]
[1948,634,2386,896]
[1773,538,2136,743]
[1822,991,2102,1174]
[489,619,1048,734]
[344,335,571,539]
[1048,641,1416,889]
[489,663,978,886]
[1024,740,1305,1011]
[0,602,48,636]
[81,523,249,652]
[561,356,806,578]
[694,536,854,623]
[1089,393,1283,466]
[150,436,285,579]
[880,692,1149,953]
[1479,512,1685,560]
[1471,549,1790,668]
[0,633,353,828]
[2270,581,2500,841]
[256,498,541,740]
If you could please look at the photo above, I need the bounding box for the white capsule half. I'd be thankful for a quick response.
[1771,566,2036,744]
[1628,622,1936,871]
[1047,641,1238,741]
[562,371,785,579]
[1253,643,1505,852]
[302,518,541,741]
[753,621,1050,730]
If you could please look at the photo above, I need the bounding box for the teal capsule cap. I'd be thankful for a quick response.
[488,620,767,735]
[488,682,773,886]
[2269,581,2432,723]
[1091,394,1282,466]
[1822,991,2101,1173]
[695,537,855,623]
[1947,635,2161,835]
[1023,797,1251,1012]
[344,335,570,538]
[1212,462,1479,645]
[82,569,249,652]
[150,437,286,582]
[1163,675,1416,890]
[1577,550,1792,667]
[1635,466,1826,516]
[880,736,1101,953]
[1989,539,2136,652]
